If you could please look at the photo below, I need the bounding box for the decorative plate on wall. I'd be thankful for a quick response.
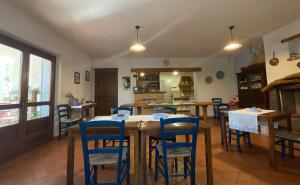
[205,76,213,84]
[216,71,225,79]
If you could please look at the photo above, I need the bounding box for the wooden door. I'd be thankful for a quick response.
[0,34,55,163]
[94,68,118,115]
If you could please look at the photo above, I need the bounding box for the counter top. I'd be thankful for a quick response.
[134,91,166,94]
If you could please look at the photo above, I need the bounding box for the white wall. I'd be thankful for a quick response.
[263,18,300,83]
[160,72,194,102]
[93,57,237,116]
[0,1,93,136]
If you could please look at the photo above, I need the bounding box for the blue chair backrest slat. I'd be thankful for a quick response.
[111,107,133,115]
[87,135,122,141]
[154,106,177,114]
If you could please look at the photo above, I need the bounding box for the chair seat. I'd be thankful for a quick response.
[61,118,81,123]
[157,144,191,158]
[89,147,128,165]
[275,129,300,142]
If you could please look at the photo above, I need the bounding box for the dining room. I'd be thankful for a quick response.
[0,1,300,185]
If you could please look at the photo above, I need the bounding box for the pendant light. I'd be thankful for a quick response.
[224,25,242,51]
[130,25,146,52]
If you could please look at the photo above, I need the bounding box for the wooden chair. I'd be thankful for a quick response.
[57,104,81,139]
[79,120,130,185]
[149,107,177,169]
[154,117,200,185]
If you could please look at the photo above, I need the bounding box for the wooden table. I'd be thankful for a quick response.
[121,102,215,122]
[66,115,213,185]
[139,121,213,185]
[71,103,96,120]
[220,110,292,170]
[66,120,141,185]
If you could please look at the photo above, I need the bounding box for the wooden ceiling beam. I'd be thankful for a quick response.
[131,68,202,73]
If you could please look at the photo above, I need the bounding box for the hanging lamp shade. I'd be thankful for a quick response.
[224,25,242,51]
[130,25,146,52]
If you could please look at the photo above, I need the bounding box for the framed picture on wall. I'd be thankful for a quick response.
[85,71,90,81]
[74,72,80,84]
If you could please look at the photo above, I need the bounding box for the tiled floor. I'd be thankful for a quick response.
[0,119,299,185]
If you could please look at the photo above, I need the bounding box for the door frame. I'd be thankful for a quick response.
[0,33,56,162]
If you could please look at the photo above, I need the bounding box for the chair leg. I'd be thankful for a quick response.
[163,156,169,185]
[93,166,98,184]
[149,137,153,169]
[154,148,159,181]
[247,133,252,149]
[228,129,232,144]
[184,157,188,179]
[190,156,196,185]
[281,139,286,159]
[126,139,131,185]
[174,157,178,174]
[236,130,242,154]
[58,123,62,140]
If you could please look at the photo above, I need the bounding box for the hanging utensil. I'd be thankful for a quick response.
[269,51,279,66]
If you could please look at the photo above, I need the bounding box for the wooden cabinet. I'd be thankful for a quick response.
[136,72,160,92]
[237,63,269,108]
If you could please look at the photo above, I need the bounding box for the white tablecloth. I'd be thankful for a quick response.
[229,109,275,134]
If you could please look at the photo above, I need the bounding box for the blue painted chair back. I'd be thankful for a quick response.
[212,98,222,103]
[160,117,200,158]
[79,120,125,185]
[216,103,230,120]
[57,104,70,122]
[154,107,177,114]
[111,107,133,115]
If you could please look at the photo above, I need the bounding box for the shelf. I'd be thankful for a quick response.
[281,33,300,43]
[287,56,300,61]
[292,114,300,118]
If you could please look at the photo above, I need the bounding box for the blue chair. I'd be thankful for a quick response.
[154,117,200,185]
[148,107,177,169]
[80,120,130,185]
[57,104,81,139]
[212,98,222,118]
[103,107,133,147]
[275,129,300,159]
[215,103,229,121]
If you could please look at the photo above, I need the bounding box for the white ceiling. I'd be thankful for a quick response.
[8,0,300,59]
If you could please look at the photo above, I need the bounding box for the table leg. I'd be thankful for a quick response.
[205,128,213,185]
[66,132,75,185]
[268,119,277,170]
[140,131,147,185]
[221,113,228,150]
[202,106,208,122]
[196,105,200,117]
[286,115,294,157]
[134,131,141,185]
